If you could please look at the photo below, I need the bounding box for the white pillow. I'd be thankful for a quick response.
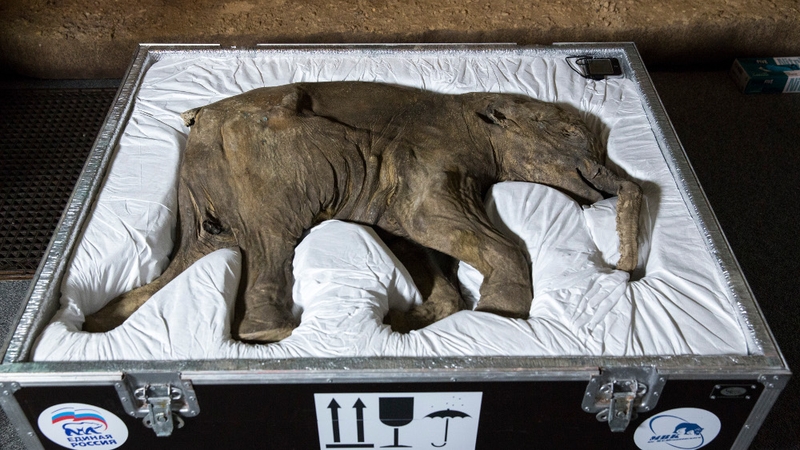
[458,182,617,307]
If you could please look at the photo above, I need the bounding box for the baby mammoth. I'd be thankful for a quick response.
[84,82,642,343]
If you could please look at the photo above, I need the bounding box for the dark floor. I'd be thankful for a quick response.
[0,69,798,449]
[650,69,800,450]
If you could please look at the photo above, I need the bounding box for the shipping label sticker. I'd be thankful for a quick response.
[38,403,129,449]
[314,392,482,449]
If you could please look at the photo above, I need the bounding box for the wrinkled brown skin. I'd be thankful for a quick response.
[84,82,642,343]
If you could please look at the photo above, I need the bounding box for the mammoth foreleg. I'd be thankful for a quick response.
[393,184,533,320]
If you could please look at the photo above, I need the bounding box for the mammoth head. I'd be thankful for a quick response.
[471,94,607,203]
[476,95,603,162]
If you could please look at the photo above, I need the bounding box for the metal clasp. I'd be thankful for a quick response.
[582,367,666,432]
[115,372,200,437]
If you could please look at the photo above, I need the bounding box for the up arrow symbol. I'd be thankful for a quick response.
[327,399,341,443]
[353,398,366,443]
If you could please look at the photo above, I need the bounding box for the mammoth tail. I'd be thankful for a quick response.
[181,107,202,127]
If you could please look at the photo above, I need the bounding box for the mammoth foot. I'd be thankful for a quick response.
[84,282,162,332]
[386,291,465,333]
[234,303,298,343]
[474,279,532,320]
[83,312,121,333]
[236,325,297,343]
[383,251,466,333]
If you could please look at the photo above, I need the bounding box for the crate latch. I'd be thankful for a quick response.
[582,367,666,432]
[115,372,200,437]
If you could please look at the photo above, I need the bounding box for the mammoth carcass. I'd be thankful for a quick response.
[84,82,641,343]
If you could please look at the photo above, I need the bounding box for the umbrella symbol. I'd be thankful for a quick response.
[425,409,470,447]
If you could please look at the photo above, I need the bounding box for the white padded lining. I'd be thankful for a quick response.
[31,51,750,360]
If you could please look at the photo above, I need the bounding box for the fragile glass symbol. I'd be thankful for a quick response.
[379,397,414,448]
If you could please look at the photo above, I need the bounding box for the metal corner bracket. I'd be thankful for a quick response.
[0,381,46,449]
[582,367,666,432]
[114,372,200,437]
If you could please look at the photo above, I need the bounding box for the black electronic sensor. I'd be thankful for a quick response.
[566,56,623,80]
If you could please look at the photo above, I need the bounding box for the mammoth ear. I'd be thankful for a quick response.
[181,107,202,127]
[278,88,315,116]
[261,89,316,129]
[476,106,508,127]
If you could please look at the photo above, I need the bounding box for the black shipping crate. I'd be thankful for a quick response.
[0,43,790,450]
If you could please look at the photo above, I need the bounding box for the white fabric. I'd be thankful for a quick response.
[31,50,750,360]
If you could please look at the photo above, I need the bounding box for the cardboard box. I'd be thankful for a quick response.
[731,57,800,93]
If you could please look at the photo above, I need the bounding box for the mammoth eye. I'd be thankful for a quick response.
[476,112,494,124]
[202,218,224,235]
[476,109,507,125]
[560,124,585,139]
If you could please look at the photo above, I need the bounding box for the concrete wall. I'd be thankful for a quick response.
[1,0,799,79]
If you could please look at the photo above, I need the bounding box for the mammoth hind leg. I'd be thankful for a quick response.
[380,234,466,332]
[83,180,234,332]
[83,255,190,332]
[232,240,299,343]
[233,274,298,344]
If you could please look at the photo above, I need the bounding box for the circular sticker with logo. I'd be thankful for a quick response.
[38,403,129,449]
[633,408,721,449]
